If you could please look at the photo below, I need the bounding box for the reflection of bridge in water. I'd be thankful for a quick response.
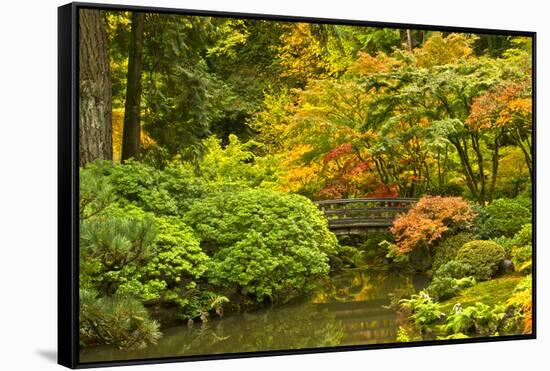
[315,198,418,235]
[310,269,431,346]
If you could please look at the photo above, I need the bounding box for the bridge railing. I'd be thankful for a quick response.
[314,198,417,233]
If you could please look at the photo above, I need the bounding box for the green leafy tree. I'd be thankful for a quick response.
[196,135,281,191]
[142,14,231,158]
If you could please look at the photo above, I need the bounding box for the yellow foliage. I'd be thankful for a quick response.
[507,282,532,334]
[278,144,323,193]
[112,108,124,162]
[277,23,333,84]
[413,33,476,68]
[498,146,529,182]
[349,52,402,76]
[111,108,155,163]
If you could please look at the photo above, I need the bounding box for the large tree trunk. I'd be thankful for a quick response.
[406,29,413,52]
[79,9,112,166]
[121,12,145,162]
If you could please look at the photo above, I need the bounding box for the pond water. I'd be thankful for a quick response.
[80,268,430,363]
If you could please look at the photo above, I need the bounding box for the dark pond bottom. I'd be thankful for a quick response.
[80,268,430,363]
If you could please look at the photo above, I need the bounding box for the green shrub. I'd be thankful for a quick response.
[515,196,533,212]
[358,232,394,263]
[512,246,532,273]
[185,189,338,302]
[80,203,217,321]
[140,216,212,316]
[427,276,456,301]
[511,223,533,246]
[493,223,532,260]
[110,160,205,215]
[427,260,476,301]
[508,224,532,273]
[80,161,117,219]
[492,236,514,257]
[332,245,365,268]
[475,198,531,238]
[435,260,473,279]
[444,302,506,336]
[361,232,394,251]
[433,233,475,271]
[399,291,444,330]
[79,290,161,350]
[427,276,476,301]
[380,240,410,264]
[81,160,206,216]
[79,205,156,297]
[456,240,506,280]
[197,135,282,191]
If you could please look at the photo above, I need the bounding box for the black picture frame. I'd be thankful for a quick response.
[58,2,537,368]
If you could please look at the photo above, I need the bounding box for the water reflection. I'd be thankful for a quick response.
[80,268,429,363]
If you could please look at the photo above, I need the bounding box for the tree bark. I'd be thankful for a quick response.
[406,29,413,52]
[488,128,505,203]
[121,12,145,162]
[450,137,481,204]
[470,132,486,205]
[79,9,112,166]
[513,127,533,182]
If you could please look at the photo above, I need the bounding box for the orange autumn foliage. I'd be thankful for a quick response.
[368,184,399,198]
[507,282,532,334]
[391,196,475,254]
[349,52,402,76]
[466,82,532,130]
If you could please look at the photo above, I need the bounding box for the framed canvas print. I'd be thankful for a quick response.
[58,2,536,368]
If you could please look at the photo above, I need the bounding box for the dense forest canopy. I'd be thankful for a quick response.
[78,9,533,356]
[80,10,532,203]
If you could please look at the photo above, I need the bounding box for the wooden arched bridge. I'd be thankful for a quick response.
[315,198,417,235]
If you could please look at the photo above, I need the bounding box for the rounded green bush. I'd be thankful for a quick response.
[456,240,506,280]
[475,199,531,238]
[435,260,473,279]
[433,232,475,271]
[184,189,338,302]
